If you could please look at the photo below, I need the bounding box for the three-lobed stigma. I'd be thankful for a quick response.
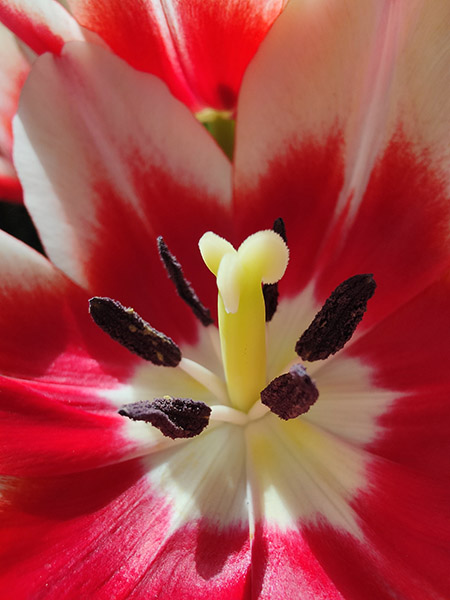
[199,230,289,412]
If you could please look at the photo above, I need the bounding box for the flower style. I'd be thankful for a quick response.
[1,0,450,599]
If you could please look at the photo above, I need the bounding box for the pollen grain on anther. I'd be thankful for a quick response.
[89,296,181,366]
[157,236,214,326]
[118,396,211,439]
[295,274,377,361]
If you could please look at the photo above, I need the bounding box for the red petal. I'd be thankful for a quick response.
[128,521,250,599]
[0,232,151,476]
[234,132,345,296]
[0,375,136,476]
[0,464,250,598]
[67,0,286,111]
[0,173,22,201]
[252,491,450,599]
[249,524,343,599]
[0,462,170,595]
[0,231,139,382]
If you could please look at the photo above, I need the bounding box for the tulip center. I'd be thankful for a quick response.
[199,230,289,412]
[91,222,376,440]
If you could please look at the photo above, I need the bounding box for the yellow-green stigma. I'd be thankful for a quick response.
[199,230,289,412]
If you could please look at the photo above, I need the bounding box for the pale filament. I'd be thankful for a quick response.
[178,357,229,405]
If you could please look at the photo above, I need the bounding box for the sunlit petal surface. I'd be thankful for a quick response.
[0,1,450,598]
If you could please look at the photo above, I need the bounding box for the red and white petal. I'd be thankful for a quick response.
[346,274,450,477]
[234,0,387,285]
[245,409,450,598]
[14,42,233,344]
[298,457,450,600]
[0,23,28,200]
[244,414,371,598]
[234,0,450,328]
[0,0,91,55]
[1,358,219,478]
[0,228,80,380]
[0,432,251,598]
[305,276,450,598]
[67,0,287,112]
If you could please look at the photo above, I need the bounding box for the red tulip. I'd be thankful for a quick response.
[0,1,449,598]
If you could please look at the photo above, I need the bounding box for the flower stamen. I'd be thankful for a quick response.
[260,364,319,420]
[209,404,249,426]
[178,357,229,405]
[263,217,288,322]
[296,274,377,361]
[157,236,213,326]
[118,396,211,439]
[89,296,181,366]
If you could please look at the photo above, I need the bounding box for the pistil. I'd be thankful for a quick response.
[199,230,289,412]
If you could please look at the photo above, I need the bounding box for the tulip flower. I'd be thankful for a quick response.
[1,1,450,599]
